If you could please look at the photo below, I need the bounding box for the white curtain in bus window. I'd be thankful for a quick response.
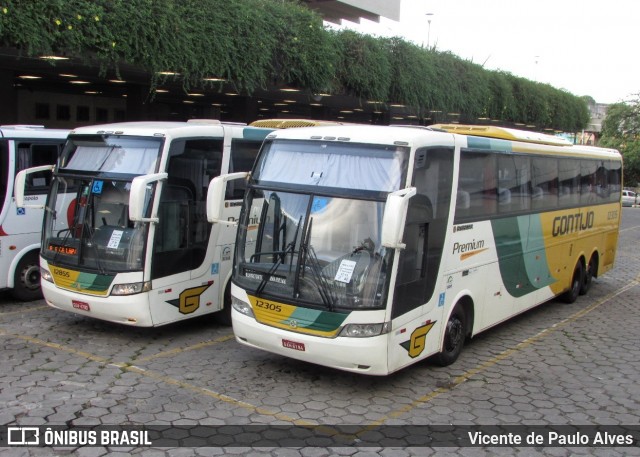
[64,146,158,174]
[257,144,405,192]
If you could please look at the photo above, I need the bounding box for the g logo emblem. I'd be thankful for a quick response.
[167,284,212,315]
[400,321,436,358]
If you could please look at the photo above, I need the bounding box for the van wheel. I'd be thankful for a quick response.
[579,256,595,295]
[432,304,466,367]
[215,283,232,326]
[561,261,583,304]
[12,252,43,301]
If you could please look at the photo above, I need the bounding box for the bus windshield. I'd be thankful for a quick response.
[233,139,408,310]
[41,135,162,273]
[253,139,408,194]
[60,135,160,175]
[234,189,393,311]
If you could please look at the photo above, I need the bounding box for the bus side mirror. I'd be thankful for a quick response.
[14,165,55,208]
[207,172,249,225]
[129,172,168,222]
[381,187,417,249]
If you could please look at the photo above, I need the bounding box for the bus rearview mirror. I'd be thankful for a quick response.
[381,187,417,249]
[14,165,55,208]
[129,172,168,222]
[207,172,249,225]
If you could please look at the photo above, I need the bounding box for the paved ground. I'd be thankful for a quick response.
[1,208,640,456]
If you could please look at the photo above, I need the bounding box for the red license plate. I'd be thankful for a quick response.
[282,339,305,351]
[72,300,90,311]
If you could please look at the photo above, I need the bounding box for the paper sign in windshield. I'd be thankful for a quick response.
[334,259,357,283]
[107,230,124,249]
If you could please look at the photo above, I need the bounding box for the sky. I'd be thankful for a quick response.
[330,0,638,105]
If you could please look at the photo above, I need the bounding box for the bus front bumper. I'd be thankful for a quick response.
[41,279,154,326]
[232,309,391,375]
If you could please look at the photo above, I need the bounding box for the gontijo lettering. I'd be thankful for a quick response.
[552,211,595,237]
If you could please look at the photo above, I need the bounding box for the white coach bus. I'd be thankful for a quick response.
[207,124,622,375]
[15,120,274,325]
[1,125,69,300]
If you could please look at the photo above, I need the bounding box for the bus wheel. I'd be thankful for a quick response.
[432,305,466,367]
[12,252,43,302]
[561,261,583,304]
[580,256,596,296]
[215,283,233,326]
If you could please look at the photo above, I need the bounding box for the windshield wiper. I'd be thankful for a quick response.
[296,217,335,310]
[255,215,303,295]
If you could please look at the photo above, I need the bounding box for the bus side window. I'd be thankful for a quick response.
[497,155,531,215]
[580,161,598,204]
[0,140,7,207]
[227,139,263,199]
[531,157,558,211]
[607,160,622,203]
[19,142,63,195]
[559,158,580,206]
[456,151,496,221]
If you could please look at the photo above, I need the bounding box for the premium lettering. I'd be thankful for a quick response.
[452,239,485,255]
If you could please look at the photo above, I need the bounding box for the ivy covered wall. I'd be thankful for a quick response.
[0,0,589,131]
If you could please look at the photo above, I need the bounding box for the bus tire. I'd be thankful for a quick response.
[215,283,233,326]
[432,304,466,367]
[580,255,596,296]
[561,260,583,304]
[12,251,43,302]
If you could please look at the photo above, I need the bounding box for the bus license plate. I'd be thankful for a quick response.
[72,300,90,312]
[282,339,305,351]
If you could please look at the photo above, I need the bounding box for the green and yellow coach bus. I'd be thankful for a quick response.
[206,124,622,375]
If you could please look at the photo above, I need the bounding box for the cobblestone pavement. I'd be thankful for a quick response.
[2,209,640,456]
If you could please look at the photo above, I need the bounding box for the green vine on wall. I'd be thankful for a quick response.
[0,0,590,131]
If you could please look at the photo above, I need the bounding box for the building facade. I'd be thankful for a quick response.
[0,1,401,128]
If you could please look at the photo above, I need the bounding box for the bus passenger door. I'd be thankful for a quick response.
[387,147,454,372]
[150,138,222,325]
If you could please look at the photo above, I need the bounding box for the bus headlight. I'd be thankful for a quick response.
[232,296,254,318]
[111,281,151,296]
[40,268,53,283]
[339,322,390,338]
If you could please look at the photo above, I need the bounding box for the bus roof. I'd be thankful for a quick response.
[69,120,274,139]
[431,124,572,147]
[264,124,620,160]
[264,124,453,146]
[0,125,69,139]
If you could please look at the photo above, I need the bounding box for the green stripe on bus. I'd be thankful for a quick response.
[467,136,513,152]
[242,128,273,141]
[289,307,349,332]
[76,272,114,292]
[492,215,557,298]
